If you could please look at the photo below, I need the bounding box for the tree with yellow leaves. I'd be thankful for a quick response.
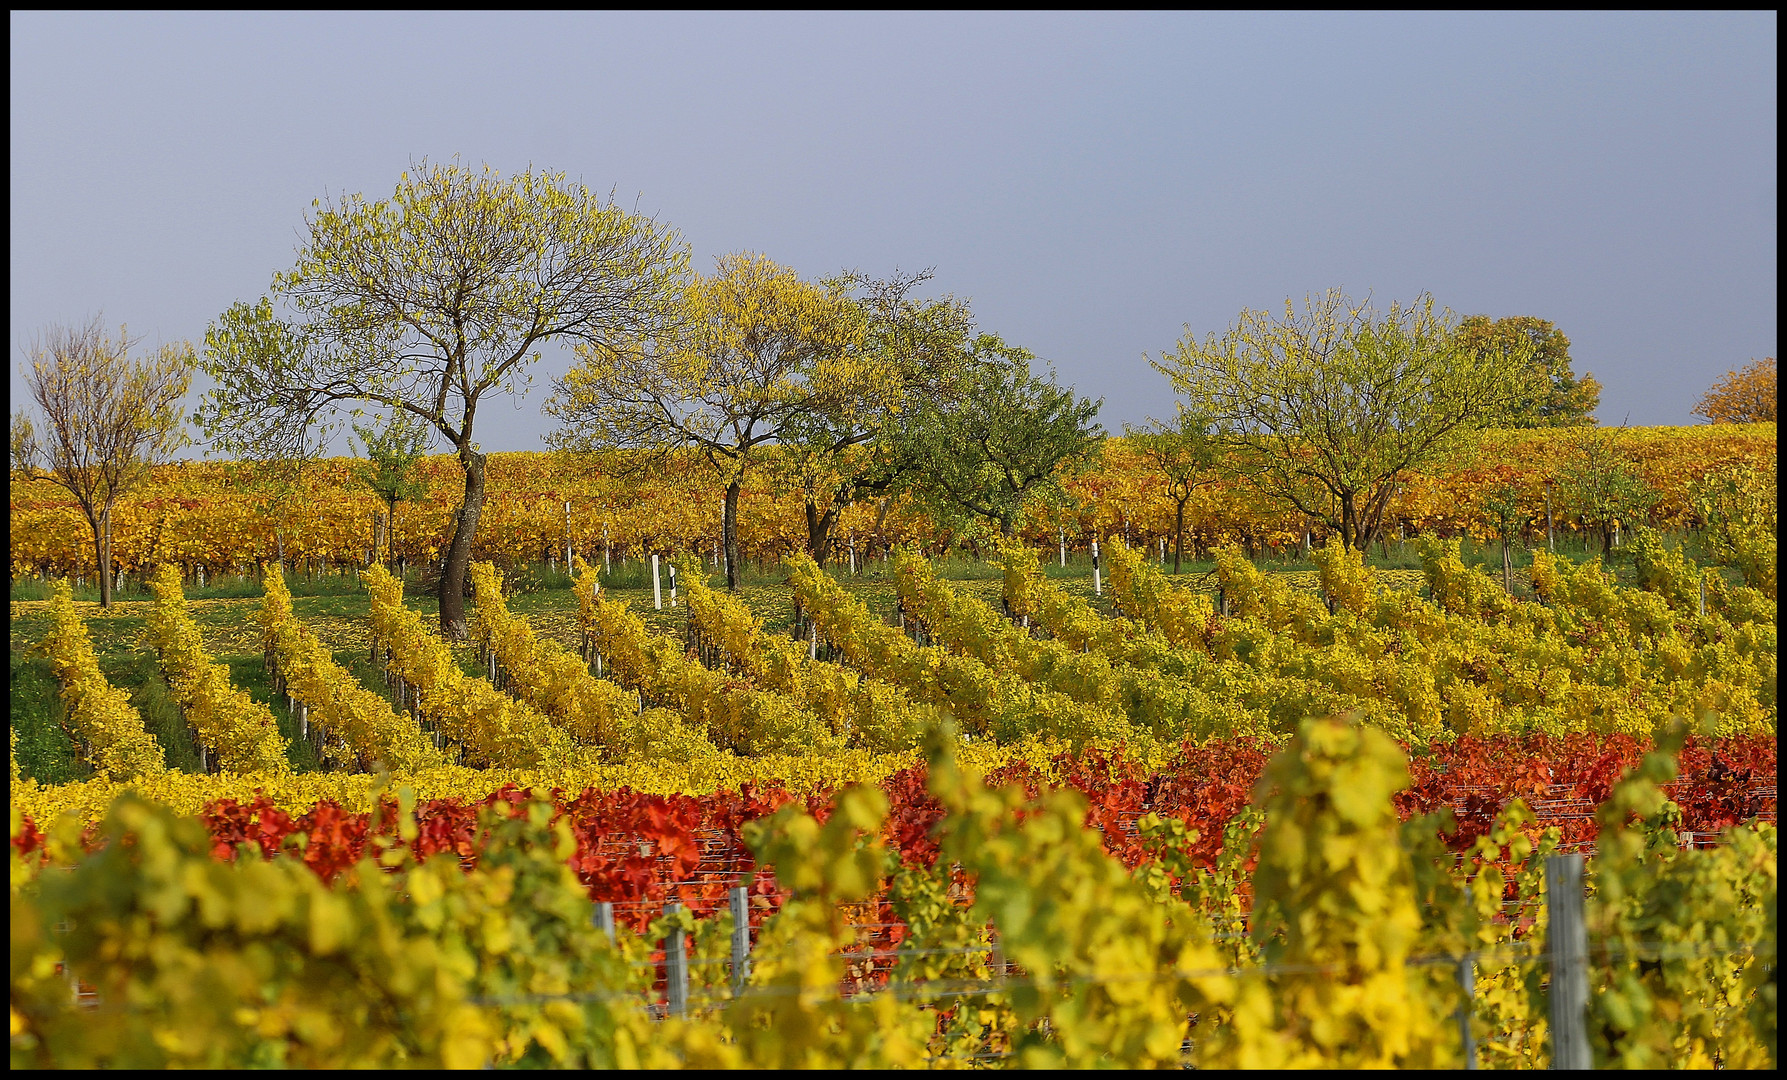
[547,252,864,589]
[1692,357,1776,424]
[194,159,689,639]
[11,315,193,607]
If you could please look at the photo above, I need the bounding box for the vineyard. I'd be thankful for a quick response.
[10,503,1777,1067]
[8,424,1776,582]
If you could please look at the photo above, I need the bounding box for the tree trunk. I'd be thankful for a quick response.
[1338,490,1358,550]
[439,447,487,641]
[93,505,114,608]
[723,478,742,591]
[1173,497,1187,574]
[805,496,838,568]
[386,497,399,571]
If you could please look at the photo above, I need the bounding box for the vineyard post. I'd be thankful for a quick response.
[1059,526,1066,568]
[848,534,856,575]
[1455,954,1478,1070]
[729,885,752,994]
[1091,539,1101,596]
[1159,537,1166,565]
[1698,574,1706,618]
[664,902,689,1019]
[652,552,662,610]
[595,901,616,944]
[1546,853,1591,1069]
[668,563,677,608]
[1545,480,1554,553]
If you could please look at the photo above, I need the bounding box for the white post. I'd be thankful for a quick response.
[1059,527,1066,568]
[652,552,662,610]
[1546,854,1591,1070]
[1456,955,1478,1070]
[848,535,856,575]
[603,524,611,573]
[668,563,677,607]
[1159,537,1166,564]
[595,901,616,944]
[1091,540,1101,597]
[664,902,689,1019]
[730,884,752,994]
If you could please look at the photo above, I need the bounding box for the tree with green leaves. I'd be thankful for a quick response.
[350,412,433,571]
[1455,315,1600,427]
[776,270,980,567]
[194,159,689,638]
[1122,410,1219,573]
[1153,290,1540,551]
[11,316,194,607]
[1477,482,1528,593]
[1553,426,1655,556]
[886,342,1103,539]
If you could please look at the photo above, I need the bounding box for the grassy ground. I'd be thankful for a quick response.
[7,533,1699,785]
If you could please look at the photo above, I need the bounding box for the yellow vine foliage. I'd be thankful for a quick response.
[9,791,682,1068]
[259,565,443,773]
[469,561,638,750]
[1104,537,1216,649]
[143,565,289,775]
[788,552,1131,747]
[1227,714,1449,1068]
[573,557,840,757]
[681,559,931,751]
[1587,724,1777,1068]
[900,548,1253,744]
[38,580,167,781]
[362,564,578,768]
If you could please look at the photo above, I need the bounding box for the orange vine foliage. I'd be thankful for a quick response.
[9,425,1776,579]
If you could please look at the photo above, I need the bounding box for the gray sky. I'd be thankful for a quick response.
[10,11,1777,457]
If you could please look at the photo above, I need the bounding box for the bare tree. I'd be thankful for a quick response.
[12,315,193,606]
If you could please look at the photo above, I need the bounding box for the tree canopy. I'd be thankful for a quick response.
[1455,315,1599,427]
[195,159,688,636]
[546,252,863,588]
[1153,290,1541,550]
[884,341,1103,539]
[1553,426,1655,555]
[776,271,980,566]
[1692,357,1776,424]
